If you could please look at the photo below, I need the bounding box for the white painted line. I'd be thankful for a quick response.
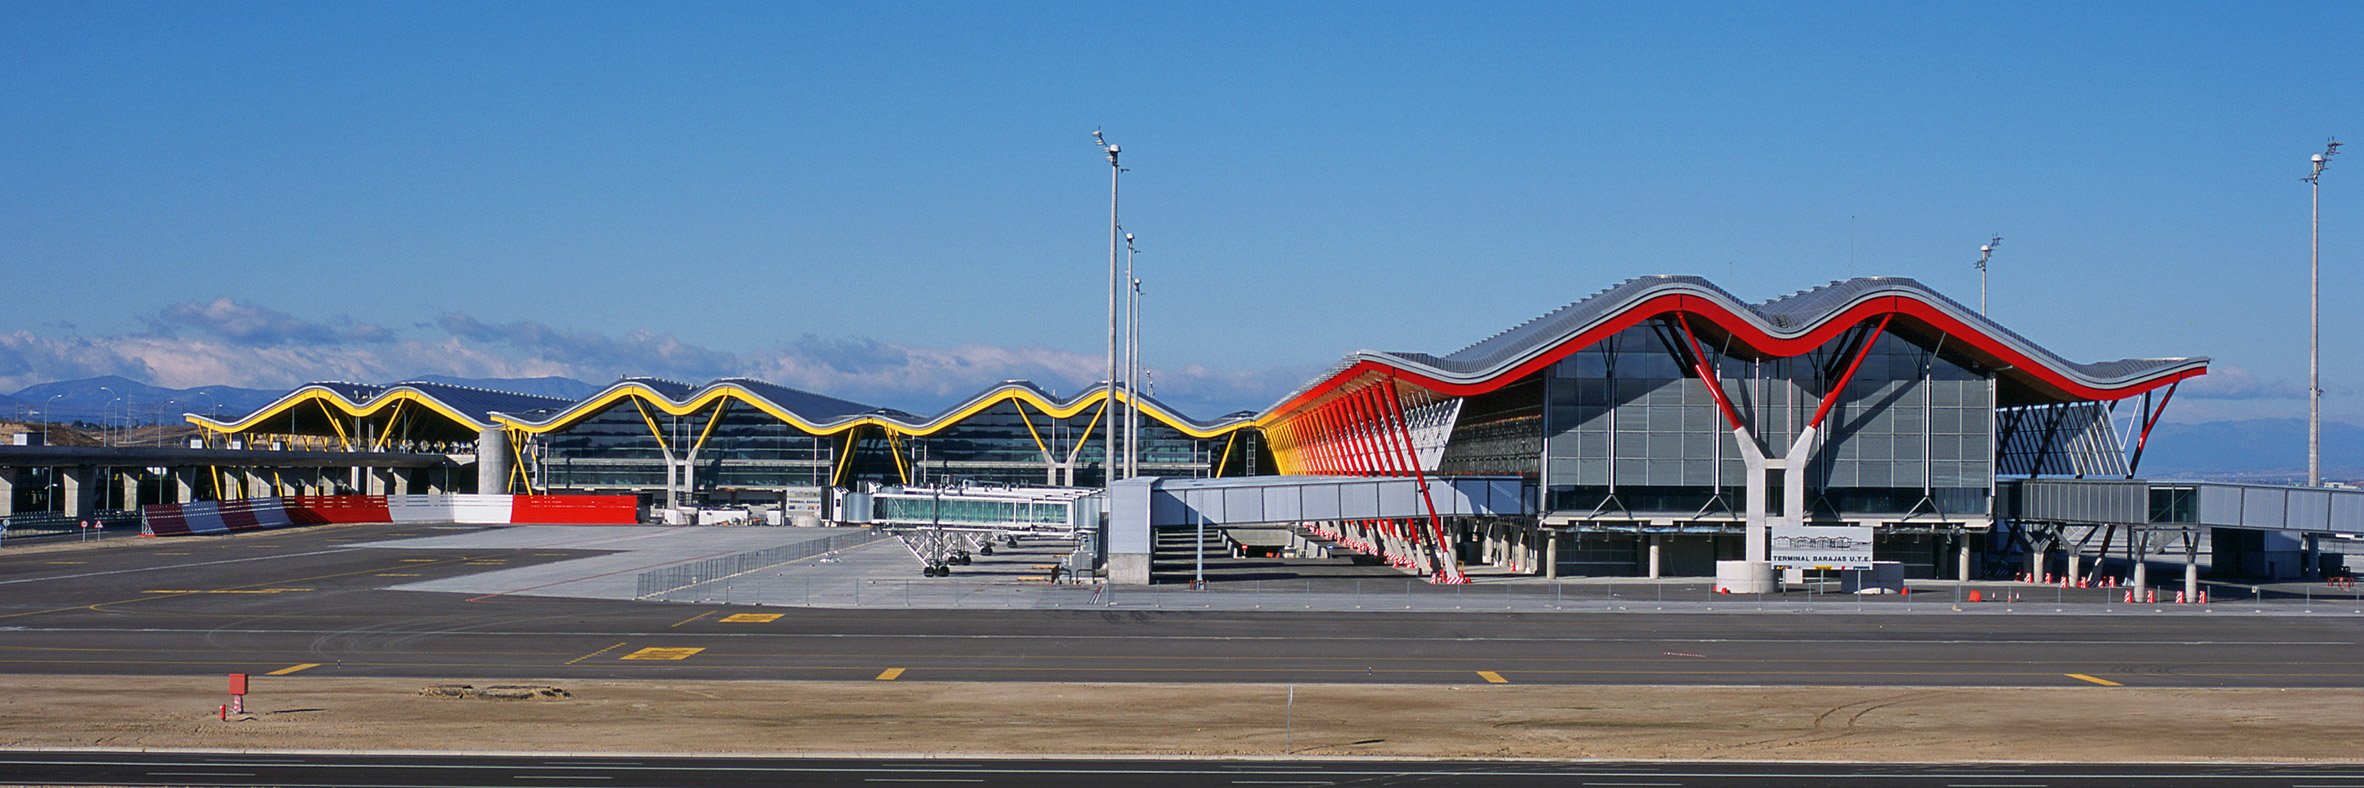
[517,776,608,780]
[146,772,256,777]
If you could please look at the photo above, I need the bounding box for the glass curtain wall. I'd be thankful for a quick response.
[1538,322,1992,520]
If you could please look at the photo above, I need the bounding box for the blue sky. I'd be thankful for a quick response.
[1,2,2358,421]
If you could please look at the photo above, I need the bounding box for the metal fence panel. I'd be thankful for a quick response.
[634,529,890,599]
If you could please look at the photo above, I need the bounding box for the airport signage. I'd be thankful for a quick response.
[1770,523,1876,569]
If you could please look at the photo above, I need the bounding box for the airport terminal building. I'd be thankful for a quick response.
[19,274,2297,583]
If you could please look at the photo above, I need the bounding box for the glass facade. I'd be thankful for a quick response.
[1535,323,1993,520]
[540,399,830,492]
[533,394,1249,500]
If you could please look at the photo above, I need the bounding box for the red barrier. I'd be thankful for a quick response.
[143,493,640,536]
[283,495,393,525]
[218,501,261,530]
[142,503,193,536]
[510,494,639,525]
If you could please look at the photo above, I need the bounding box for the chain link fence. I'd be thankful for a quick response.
[634,528,891,599]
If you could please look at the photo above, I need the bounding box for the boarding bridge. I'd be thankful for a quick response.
[839,485,1100,577]
[1104,475,1531,585]
[2002,479,2364,591]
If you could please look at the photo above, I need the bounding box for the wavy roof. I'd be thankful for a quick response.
[194,377,1256,440]
[188,380,576,434]
[1262,275,2207,420]
[493,377,1252,439]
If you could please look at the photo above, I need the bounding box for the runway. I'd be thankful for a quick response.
[3,524,2362,688]
[1,751,2359,788]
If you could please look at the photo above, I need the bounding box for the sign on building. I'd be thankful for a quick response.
[1770,523,1876,569]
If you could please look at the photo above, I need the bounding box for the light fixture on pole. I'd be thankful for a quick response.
[1093,129,1124,487]
[1125,232,1140,479]
[1976,236,2002,316]
[44,393,65,446]
[94,385,117,448]
[2309,139,2342,487]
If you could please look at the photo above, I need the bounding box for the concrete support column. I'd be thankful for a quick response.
[62,467,97,517]
[120,471,140,510]
[476,428,510,495]
[2185,538,2201,600]
[2063,550,2080,585]
[1957,536,1973,583]
[392,468,413,496]
[0,468,17,517]
[1545,530,1560,579]
[169,467,193,503]
[2305,534,2321,578]
[1647,535,1664,580]
[2029,543,2047,583]
[2132,554,2148,591]
[1527,526,1542,575]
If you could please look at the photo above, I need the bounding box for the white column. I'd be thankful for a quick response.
[63,467,97,516]
[475,428,510,495]
[1544,530,1560,579]
[1647,534,1664,579]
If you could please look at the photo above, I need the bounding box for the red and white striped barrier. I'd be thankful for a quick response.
[143,494,637,536]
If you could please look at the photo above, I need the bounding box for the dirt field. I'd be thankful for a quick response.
[2,675,2359,762]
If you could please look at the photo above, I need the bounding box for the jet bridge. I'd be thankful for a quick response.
[2003,478,2364,593]
[1104,474,1530,585]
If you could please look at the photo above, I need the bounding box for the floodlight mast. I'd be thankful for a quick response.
[2309,139,2342,487]
[1094,130,1123,493]
[1125,232,1141,479]
[1976,236,2002,316]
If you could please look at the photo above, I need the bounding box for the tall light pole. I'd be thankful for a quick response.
[2309,139,2342,487]
[94,386,117,447]
[1094,129,1124,487]
[1976,236,2002,316]
[44,393,65,446]
[1125,232,1141,479]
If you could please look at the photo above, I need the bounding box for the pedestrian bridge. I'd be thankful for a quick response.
[1106,474,1531,584]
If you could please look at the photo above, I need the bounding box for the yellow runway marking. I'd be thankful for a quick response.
[4,557,465,623]
[565,642,628,665]
[44,561,85,565]
[2066,673,2122,686]
[670,611,717,628]
[1477,670,1509,684]
[620,647,704,661]
[875,668,905,681]
[156,552,190,555]
[720,613,783,623]
[399,558,437,563]
[267,663,323,675]
[376,573,420,577]
[142,588,313,595]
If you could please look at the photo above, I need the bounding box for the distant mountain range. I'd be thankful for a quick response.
[4,375,602,426]
[2136,418,2364,483]
[7,376,2359,480]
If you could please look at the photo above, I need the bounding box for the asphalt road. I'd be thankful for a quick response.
[3,524,2363,688]
[6,751,2364,788]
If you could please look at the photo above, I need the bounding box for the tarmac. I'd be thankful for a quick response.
[1,522,2362,687]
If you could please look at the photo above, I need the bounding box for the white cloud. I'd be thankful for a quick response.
[0,299,1296,418]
